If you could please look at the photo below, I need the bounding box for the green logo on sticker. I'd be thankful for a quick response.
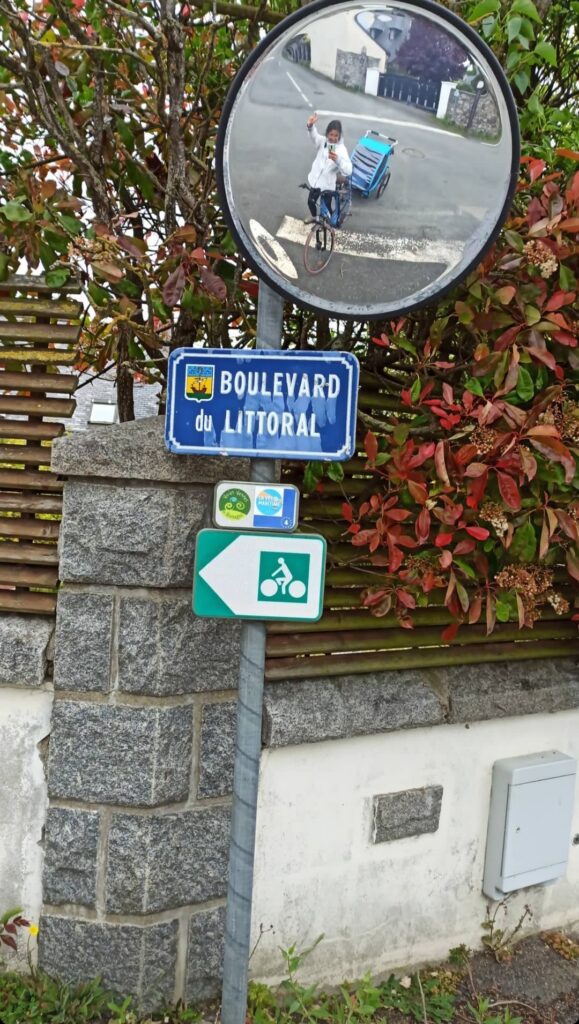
[219,488,251,521]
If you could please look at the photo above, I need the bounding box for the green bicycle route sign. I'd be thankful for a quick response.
[193,529,326,621]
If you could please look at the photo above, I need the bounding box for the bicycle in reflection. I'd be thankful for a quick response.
[300,178,351,274]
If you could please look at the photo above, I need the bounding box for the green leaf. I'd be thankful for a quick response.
[507,15,522,41]
[514,68,531,93]
[327,462,344,482]
[1,201,32,222]
[58,213,82,236]
[45,268,70,287]
[495,597,512,622]
[535,39,557,65]
[516,366,534,402]
[468,0,500,22]
[394,335,417,356]
[510,0,541,22]
[304,461,324,494]
[465,377,485,397]
[559,264,575,291]
[504,230,524,252]
[510,520,537,562]
[88,282,110,306]
[410,377,421,402]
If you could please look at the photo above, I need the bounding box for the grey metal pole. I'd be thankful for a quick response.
[221,281,285,1024]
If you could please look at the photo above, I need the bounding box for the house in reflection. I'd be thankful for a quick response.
[356,9,412,62]
[283,10,386,91]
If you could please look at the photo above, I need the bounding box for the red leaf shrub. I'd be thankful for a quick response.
[343,160,578,635]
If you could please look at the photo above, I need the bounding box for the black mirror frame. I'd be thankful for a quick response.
[215,0,520,321]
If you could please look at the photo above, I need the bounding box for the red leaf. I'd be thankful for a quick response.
[526,424,560,438]
[371,333,390,347]
[162,263,186,306]
[342,502,353,523]
[468,595,482,625]
[364,430,378,463]
[388,545,404,573]
[464,463,488,478]
[497,472,522,511]
[397,590,416,609]
[441,622,459,643]
[439,549,453,569]
[552,330,577,347]
[544,290,576,312]
[200,266,227,301]
[453,539,476,555]
[529,436,576,483]
[434,441,450,486]
[384,508,412,522]
[486,593,496,635]
[435,532,454,547]
[465,526,490,540]
[416,507,431,544]
[467,468,489,510]
[0,935,17,950]
[529,157,546,183]
[442,383,454,405]
[567,548,579,582]
[407,479,428,505]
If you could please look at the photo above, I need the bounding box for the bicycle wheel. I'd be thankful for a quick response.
[376,172,391,199]
[303,221,335,274]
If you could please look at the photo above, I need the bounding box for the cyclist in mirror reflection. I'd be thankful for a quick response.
[305,112,352,221]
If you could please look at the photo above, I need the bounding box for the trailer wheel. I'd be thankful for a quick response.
[376,172,391,199]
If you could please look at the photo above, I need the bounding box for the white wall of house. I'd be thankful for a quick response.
[251,710,579,985]
[0,688,52,953]
[308,12,386,81]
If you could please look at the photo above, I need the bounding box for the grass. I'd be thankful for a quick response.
[1,930,577,1024]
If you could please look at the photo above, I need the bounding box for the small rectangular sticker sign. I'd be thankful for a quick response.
[213,481,299,532]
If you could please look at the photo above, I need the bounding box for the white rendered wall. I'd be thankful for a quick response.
[251,710,579,985]
[0,688,52,948]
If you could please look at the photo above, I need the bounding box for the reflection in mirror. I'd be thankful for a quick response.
[219,0,518,318]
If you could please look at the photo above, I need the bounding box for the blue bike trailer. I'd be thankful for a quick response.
[351,130,397,199]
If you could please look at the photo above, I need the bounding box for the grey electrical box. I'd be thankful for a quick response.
[483,750,576,901]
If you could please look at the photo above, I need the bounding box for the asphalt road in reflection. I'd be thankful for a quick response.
[226,56,511,311]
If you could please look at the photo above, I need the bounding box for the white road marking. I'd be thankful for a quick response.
[276,216,464,268]
[249,219,298,278]
[315,109,469,140]
[286,71,312,107]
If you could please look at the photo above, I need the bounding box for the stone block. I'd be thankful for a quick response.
[198,701,237,798]
[38,915,178,1010]
[53,591,113,692]
[52,415,248,484]
[445,658,579,724]
[118,595,241,695]
[43,807,99,907]
[106,807,230,913]
[263,674,443,747]
[185,905,226,1003]
[0,616,53,687]
[47,701,193,806]
[372,786,443,844]
[59,480,209,587]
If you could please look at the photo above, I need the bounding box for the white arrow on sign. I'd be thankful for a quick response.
[197,532,326,621]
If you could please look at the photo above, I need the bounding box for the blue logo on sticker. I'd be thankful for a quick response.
[255,488,283,517]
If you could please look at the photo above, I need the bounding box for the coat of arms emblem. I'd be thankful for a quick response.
[185,364,214,402]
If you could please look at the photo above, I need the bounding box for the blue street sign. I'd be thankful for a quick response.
[165,348,359,461]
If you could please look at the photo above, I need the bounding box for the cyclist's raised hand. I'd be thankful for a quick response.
[306,112,318,128]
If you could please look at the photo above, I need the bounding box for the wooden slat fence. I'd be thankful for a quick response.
[268,371,578,681]
[0,277,81,615]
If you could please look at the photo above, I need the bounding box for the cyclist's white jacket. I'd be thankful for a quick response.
[307,125,352,191]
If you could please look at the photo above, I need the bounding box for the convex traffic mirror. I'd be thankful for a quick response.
[216,0,520,319]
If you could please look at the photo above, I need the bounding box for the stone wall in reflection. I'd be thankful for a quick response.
[335,47,380,90]
[446,88,501,139]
